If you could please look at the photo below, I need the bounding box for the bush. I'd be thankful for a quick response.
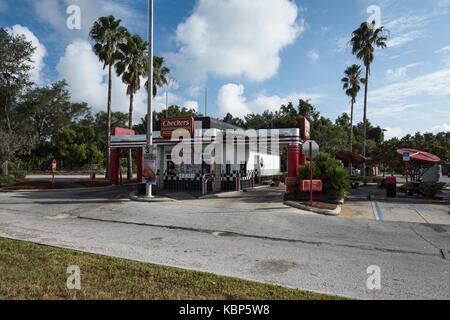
[371,176,384,183]
[0,175,16,186]
[12,170,27,180]
[7,161,17,171]
[298,153,350,201]
[359,176,371,186]
[419,182,445,197]
[280,172,288,183]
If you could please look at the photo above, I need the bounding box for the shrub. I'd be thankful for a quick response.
[12,170,27,180]
[371,176,384,183]
[280,172,288,183]
[0,176,16,186]
[419,182,445,197]
[7,161,17,171]
[359,176,371,186]
[298,153,350,201]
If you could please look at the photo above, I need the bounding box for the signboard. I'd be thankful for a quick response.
[142,146,156,185]
[177,173,196,179]
[52,160,57,173]
[302,140,319,160]
[300,117,311,140]
[114,128,135,136]
[403,152,410,162]
[161,117,194,138]
[300,180,323,192]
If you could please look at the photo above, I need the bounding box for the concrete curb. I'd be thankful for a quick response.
[0,185,121,194]
[198,185,271,199]
[129,191,175,203]
[284,201,341,216]
[346,195,449,205]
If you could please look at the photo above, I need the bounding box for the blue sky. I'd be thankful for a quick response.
[1,0,449,139]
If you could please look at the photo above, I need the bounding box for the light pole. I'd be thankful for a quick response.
[146,0,154,197]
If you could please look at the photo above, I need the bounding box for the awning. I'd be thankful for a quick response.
[396,149,441,163]
[336,150,366,164]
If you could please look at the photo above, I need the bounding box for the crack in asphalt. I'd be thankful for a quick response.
[77,215,444,259]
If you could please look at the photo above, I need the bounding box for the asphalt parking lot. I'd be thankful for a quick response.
[1,184,449,299]
[341,201,450,225]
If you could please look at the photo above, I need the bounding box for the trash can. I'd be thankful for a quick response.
[386,177,397,198]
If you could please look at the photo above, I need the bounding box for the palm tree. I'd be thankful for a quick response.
[145,56,171,98]
[350,21,388,176]
[116,34,148,180]
[89,15,129,179]
[341,64,364,175]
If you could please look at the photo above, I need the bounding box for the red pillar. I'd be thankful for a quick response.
[286,145,300,194]
[137,148,143,183]
[110,149,119,185]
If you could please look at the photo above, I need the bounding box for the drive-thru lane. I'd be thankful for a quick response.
[0,187,449,300]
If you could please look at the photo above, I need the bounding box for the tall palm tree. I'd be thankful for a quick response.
[89,15,129,179]
[145,56,171,98]
[116,34,148,180]
[350,21,388,176]
[341,64,364,174]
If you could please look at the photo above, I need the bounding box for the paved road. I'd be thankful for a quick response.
[0,186,449,300]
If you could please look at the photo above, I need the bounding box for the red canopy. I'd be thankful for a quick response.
[336,150,366,164]
[396,149,440,163]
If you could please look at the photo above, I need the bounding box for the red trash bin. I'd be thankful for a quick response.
[385,177,397,198]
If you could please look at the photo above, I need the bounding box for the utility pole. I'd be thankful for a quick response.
[205,88,208,117]
[166,91,169,118]
[146,0,154,197]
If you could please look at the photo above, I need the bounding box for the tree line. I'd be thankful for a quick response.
[1,18,448,179]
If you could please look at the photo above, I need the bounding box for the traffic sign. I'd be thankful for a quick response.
[403,152,410,161]
[52,160,57,173]
[302,140,319,160]
[300,180,322,192]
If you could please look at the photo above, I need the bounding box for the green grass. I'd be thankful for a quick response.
[0,237,345,300]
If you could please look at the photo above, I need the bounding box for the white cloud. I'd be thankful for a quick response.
[435,45,450,54]
[182,101,199,112]
[31,0,146,40]
[167,0,303,82]
[384,127,403,140]
[429,123,450,133]
[216,83,326,118]
[6,25,47,85]
[388,31,425,48]
[383,15,428,48]
[435,45,450,66]
[307,49,319,62]
[368,68,450,105]
[385,63,421,80]
[438,0,450,8]
[56,39,196,123]
[367,103,421,118]
[217,84,250,118]
[56,39,108,110]
[332,36,350,52]
[32,0,66,31]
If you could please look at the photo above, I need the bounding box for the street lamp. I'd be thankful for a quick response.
[146,0,154,197]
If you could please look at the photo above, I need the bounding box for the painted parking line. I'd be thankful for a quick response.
[373,200,384,221]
